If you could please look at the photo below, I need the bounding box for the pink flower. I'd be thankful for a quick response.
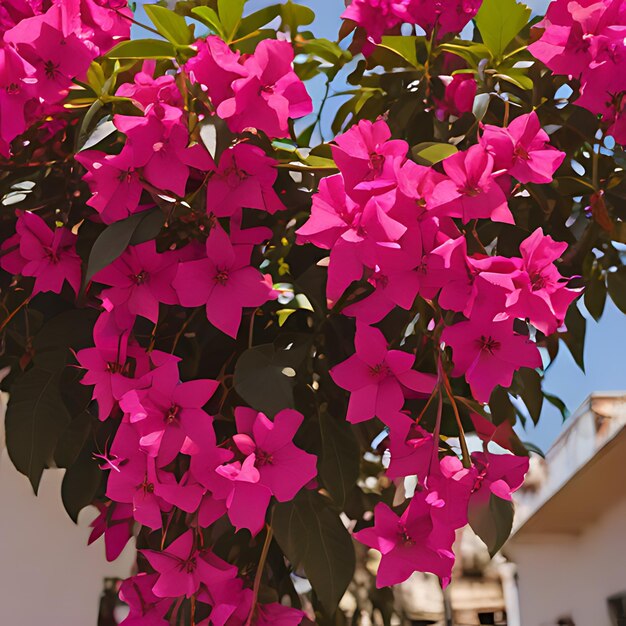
[435,73,477,121]
[88,501,134,562]
[470,451,529,503]
[256,603,307,626]
[216,407,317,535]
[119,362,219,467]
[217,40,312,139]
[387,420,433,480]
[142,530,238,599]
[116,62,182,111]
[76,311,152,419]
[92,241,180,323]
[331,119,407,196]
[480,112,565,184]
[118,573,172,626]
[354,493,456,588]
[105,423,170,530]
[2,211,82,296]
[431,145,514,224]
[341,0,404,55]
[76,146,145,224]
[330,323,436,423]
[402,0,482,38]
[173,225,277,338]
[506,228,580,334]
[185,35,247,108]
[206,143,284,217]
[441,313,542,403]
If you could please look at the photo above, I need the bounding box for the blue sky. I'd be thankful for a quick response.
[133,0,626,451]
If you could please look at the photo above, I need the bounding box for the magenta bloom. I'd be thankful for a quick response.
[470,451,529,503]
[185,35,247,108]
[330,323,436,423]
[206,143,284,217]
[118,573,172,626]
[116,64,182,111]
[92,241,180,323]
[256,603,307,626]
[507,228,580,334]
[217,39,312,139]
[387,421,433,480]
[401,0,482,38]
[481,112,565,184]
[354,493,456,588]
[76,146,145,224]
[173,225,277,338]
[432,145,514,224]
[435,73,477,121]
[105,423,170,530]
[216,407,317,535]
[88,501,134,562]
[441,315,542,403]
[142,530,237,599]
[331,119,407,196]
[119,363,219,467]
[2,211,82,296]
[341,0,404,55]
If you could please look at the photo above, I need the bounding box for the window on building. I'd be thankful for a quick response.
[478,611,507,625]
[608,592,626,626]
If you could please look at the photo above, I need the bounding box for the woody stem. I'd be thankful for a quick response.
[441,371,471,468]
[245,525,274,626]
[0,296,30,333]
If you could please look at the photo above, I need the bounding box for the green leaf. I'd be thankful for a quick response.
[584,265,607,321]
[377,36,419,67]
[54,413,94,469]
[476,0,531,60]
[61,438,102,523]
[468,494,514,557]
[106,38,178,60]
[5,367,72,493]
[234,341,308,416]
[495,70,533,90]
[517,368,543,425]
[412,142,458,165]
[544,392,570,421]
[218,0,245,41]
[301,38,350,65]
[85,208,164,285]
[607,267,626,314]
[236,5,281,37]
[273,490,356,614]
[280,0,315,33]
[144,4,193,45]
[561,304,586,372]
[318,410,360,508]
[191,6,224,36]
[439,41,491,68]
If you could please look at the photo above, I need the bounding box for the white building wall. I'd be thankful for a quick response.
[510,497,626,626]
[0,396,134,625]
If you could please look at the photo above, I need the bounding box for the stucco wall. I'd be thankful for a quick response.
[0,396,134,625]
[508,497,626,626]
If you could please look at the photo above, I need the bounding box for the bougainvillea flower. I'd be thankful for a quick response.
[481,112,565,184]
[118,573,172,626]
[330,323,436,423]
[185,35,248,107]
[206,143,284,217]
[332,119,407,196]
[431,145,514,224]
[93,241,180,323]
[105,424,170,530]
[386,421,433,480]
[470,451,529,503]
[76,146,145,223]
[88,501,134,562]
[215,408,317,536]
[255,603,307,626]
[354,494,456,588]
[217,39,312,138]
[76,311,152,419]
[142,530,238,599]
[434,73,477,121]
[441,314,542,403]
[341,0,404,55]
[116,63,182,111]
[119,363,219,466]
[401,0,482,38]
[507,228,580,334]
[174,224,277,338]
[7,211,82,296]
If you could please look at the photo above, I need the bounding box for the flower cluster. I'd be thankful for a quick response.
[529,0,626,143]
[0,0,130,156]
[297,114,574,585]
[342,0,482,54]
